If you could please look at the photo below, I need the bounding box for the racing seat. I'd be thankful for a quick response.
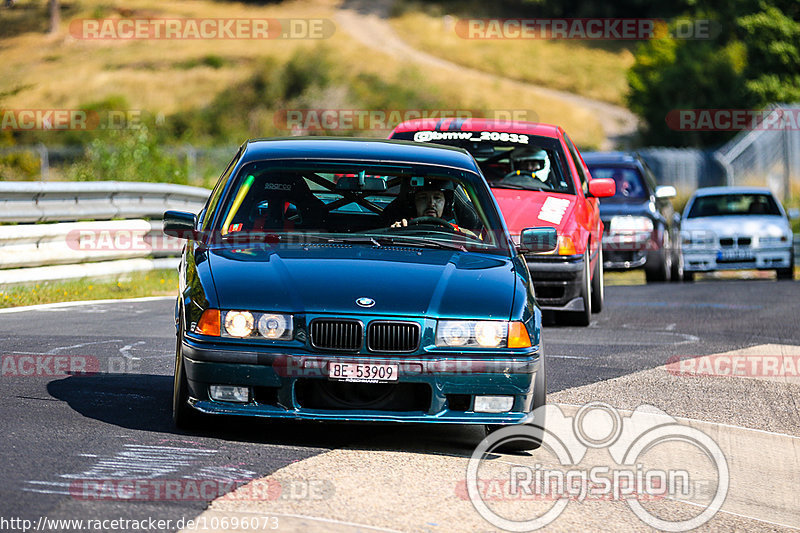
[251,173,327,231]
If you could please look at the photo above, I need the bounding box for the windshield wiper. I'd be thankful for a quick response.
[322,236,382,247]
[490,182,552,191]
[372,235,468,252]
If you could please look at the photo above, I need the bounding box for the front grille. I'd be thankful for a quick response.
[720,237,752,247]
[310,319,362,351]
[367,321,420,353]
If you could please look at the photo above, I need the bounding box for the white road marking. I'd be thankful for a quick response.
[25,445,224,496]
[119,341,146,361]
[0,296,173,314]
[548,354,592,359]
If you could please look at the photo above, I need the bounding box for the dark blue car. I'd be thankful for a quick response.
[583,151,683,282]
[164,138,554,444]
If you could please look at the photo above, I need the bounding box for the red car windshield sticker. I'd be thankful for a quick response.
[538,197,570,224]
[412,131,529,144]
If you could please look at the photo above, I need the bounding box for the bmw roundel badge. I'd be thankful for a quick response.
[356,297,375,308]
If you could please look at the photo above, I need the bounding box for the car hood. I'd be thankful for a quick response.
[490,189,577,235]
[206,245,516,319]
[681,215,790,237]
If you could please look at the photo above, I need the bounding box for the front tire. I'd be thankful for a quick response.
[563,249,592,326]
[591,246,604,313]
[777,254,794,280]
[670,239,684,282]
[173,321,202,430]
[486,347,547,452]
[645,232,672,283]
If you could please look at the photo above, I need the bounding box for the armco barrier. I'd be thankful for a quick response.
[0,181,210,223]
[0,181,210,284]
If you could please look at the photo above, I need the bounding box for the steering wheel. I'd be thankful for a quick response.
[408,216,456,232]
[502,171,551,188]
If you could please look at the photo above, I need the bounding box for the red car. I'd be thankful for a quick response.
[389,119,615,326]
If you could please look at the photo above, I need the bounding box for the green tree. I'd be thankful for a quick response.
[627,1,800,147]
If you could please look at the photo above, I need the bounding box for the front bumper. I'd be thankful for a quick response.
[525,254,586,311]
[181,338,541,425]
[602,232,655,270]
[683,247,791,272]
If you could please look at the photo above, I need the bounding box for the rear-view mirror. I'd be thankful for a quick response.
[335,176,387,192]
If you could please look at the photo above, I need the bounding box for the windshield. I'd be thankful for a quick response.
[586,166,647,200]
[686,193,782,218]
[391,131,575,194]
[211,160,510,255]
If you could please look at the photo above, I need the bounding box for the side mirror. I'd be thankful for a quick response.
[655,185,677,199]
[788,208,800,220]
[588,178,615,198]
[163,210,198,239]
[519,227,558,254]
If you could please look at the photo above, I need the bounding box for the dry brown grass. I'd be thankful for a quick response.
[1,0,605,147]
[390,11,635,107]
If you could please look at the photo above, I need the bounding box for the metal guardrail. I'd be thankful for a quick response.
[0,181,210,223]
[0,181,210,284]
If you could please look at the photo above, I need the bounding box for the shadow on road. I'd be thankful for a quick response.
[46,373,486,455]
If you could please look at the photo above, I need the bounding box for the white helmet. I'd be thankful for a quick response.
[511,148,550,182]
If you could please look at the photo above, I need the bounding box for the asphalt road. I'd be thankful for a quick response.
[0,278,798,532]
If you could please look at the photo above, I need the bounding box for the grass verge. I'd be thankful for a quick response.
[389,11,635,107]
[0,268,178,309]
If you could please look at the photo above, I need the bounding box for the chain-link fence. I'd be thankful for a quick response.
[714,104,800,200]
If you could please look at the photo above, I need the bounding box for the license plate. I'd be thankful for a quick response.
[328,362,398,382]
[718,249,753,261]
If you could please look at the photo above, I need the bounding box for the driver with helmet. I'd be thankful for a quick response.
[391,178,456,228]
[509,147,550,183]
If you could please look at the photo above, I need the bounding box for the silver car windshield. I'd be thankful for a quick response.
[687,194,781,218]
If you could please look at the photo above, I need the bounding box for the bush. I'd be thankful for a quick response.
[66,125,188,184]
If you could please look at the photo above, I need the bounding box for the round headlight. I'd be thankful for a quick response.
[224,311,254,337]
[441,322,470,346]
[258,314,287,339]
[474,321,505,347]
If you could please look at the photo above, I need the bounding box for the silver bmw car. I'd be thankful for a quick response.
[681,187,796,281]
